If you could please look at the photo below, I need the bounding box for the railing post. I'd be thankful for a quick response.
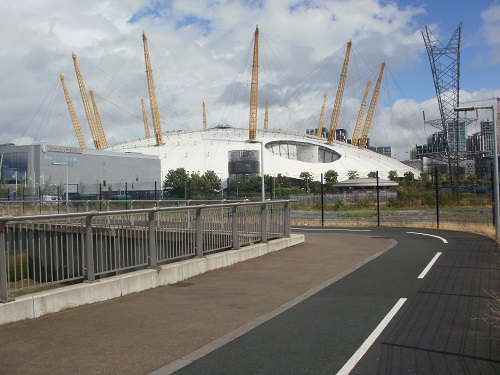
[148,209,158,267]
[284,201,291,238]
[195,207,203,257]
[0,217,14,302]
[261,203,268,243]
[231,205,240,250]
[84,213,95,282]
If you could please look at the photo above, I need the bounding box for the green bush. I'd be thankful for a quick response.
[334,199,345,210]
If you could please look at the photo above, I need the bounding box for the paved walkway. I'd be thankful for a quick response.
[1,229,499,374]
[0,233,391,375]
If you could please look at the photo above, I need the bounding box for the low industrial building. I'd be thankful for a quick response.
[0,143,161,199]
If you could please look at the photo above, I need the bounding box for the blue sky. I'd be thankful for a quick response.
[0,0,499,158]
[395,0,500,102]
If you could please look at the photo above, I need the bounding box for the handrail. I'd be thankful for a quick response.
[0,200,291,302]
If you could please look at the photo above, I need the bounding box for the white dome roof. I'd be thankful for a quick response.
[109,128,419,183]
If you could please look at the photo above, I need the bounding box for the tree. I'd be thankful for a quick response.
[420,171,432,189]
[203,170,222,193]
[186,170,221,198]
[403,171,415,183]
[245,176,262,193]
[324,170,338,193]
[347,170,359,180]
[276,173,290,188]
[163,168,189,197]
[367,171,378,178]
[388,170,398,181]
[324,170,338,183]
[300,171,313,192]
[465,174,478,187]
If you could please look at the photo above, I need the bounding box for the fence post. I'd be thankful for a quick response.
[435,166,440,229]
[195,208,203,257]
[261,203,268,243]
[0,217,13,302]
[232,205,240,250]
[84,213,95,282]
[148,209,157,267]
[284,202,291,238]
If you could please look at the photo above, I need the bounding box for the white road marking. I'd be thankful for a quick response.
[337,298,407,375]
[292,228,371,232]
[418,252,442,279]
[406,231,448,243]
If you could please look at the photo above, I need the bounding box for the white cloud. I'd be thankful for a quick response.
[0,0,495,163]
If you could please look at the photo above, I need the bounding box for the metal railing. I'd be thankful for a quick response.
[0,201,291,302]
[0,199,244,216]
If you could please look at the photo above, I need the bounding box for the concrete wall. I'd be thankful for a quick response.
[0,234,304,326]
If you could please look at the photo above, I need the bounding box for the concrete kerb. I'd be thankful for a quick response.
[0,234,304,326]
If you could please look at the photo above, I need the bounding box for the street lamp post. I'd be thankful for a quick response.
[53,162,69,201]
[455,105,499,239]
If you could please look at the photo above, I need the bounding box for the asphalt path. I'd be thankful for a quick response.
[0,227,498,374]
[168,227,500,374]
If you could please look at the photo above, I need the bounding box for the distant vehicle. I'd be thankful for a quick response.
[43,195,59,202]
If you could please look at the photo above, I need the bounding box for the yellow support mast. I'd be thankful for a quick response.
[89,90,108,149]
[202,102,207,131]
[264,100,269,131]
[317,92,328,139]
[60,74,86,148]
[143,31,163,145]
[327,40,352,144]
[141,99,151,138]
[359,62,386,149]
[72,52,104,149]
[248,25,259,141]
[351,80,371,146]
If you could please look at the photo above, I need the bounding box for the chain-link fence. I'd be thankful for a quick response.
[290,182,495,236]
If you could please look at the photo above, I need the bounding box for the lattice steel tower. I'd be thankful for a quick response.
[422,23,473,182]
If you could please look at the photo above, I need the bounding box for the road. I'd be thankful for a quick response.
[167,227,500,374]
[0,227,498,374]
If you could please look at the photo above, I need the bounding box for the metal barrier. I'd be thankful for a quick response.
[0,200,290,302]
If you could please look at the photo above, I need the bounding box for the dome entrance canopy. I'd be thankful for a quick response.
[265,140,341,163]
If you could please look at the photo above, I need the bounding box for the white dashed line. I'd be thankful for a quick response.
[418,252,442,279]
[406,231,448,243]
[337,298,407,375]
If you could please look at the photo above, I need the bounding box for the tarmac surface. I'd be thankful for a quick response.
[0,227,499,374]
